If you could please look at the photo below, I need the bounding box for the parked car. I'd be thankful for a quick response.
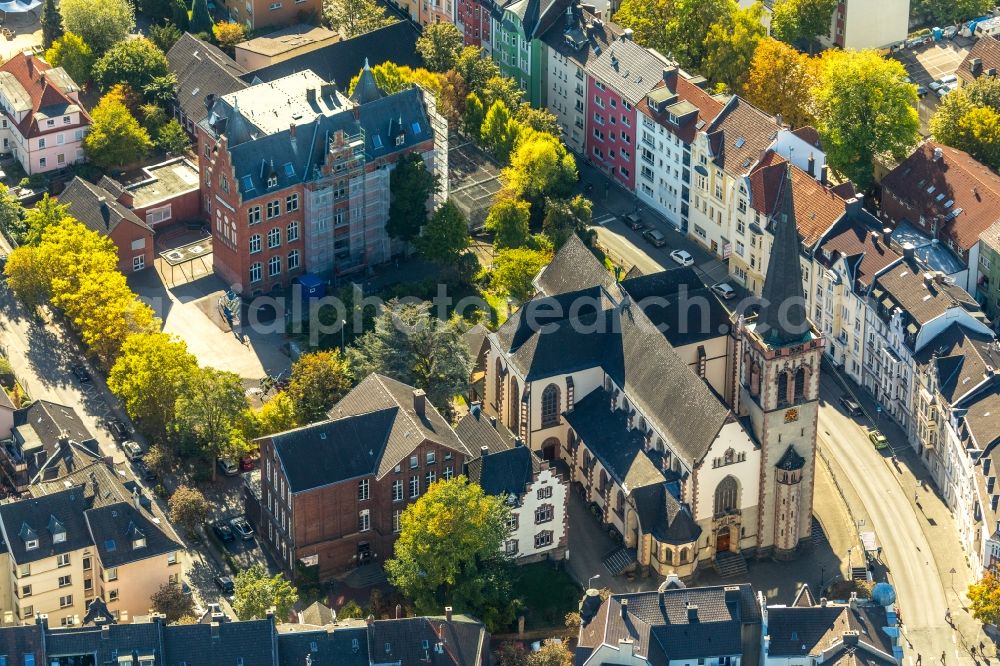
[868,430,889,450]
[239,456,257,472]
[122,440,143,461]
[107,418,130,442]
[624,212,644,230]
[132,459,157,483]
[711,282,736,300]
[943,25,958,39]
[229,516,254,540]
[643,229,667,247]
[916,84,927,96]
[214,575,235,595]
[669,249,694,266]
[840,395,863,416]
[216,458,239,476]
[70,364,91,383]
[212,521,235,542]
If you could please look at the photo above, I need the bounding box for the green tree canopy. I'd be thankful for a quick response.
[455,46,500,95]
[385,476,515,631]
[770,0,837,52]
[108,331,198,440]
[502,132,577,206]
[493,247,550,302]
[151,582,196,623]
[614,0,738,71]
[969,571,1000,624]
[481,100,519,161]
[84,93,153,169]
[60,0,135,55]
[515,105,561,136]
[349,300,471,409]
[812,50,919,192]
[543,195,592,248]
[233,565,299,621]
[417,22,463,72]
[168,485,210,534]
[416,200,469,265]
[44,32,95,85]
[150,22,184,52]
[388,153,439,242]
[41,0,63,49]
[485,198,531,250]
[22,194,70,246]
[189,0,213,34]
[244,391,299,439]
[286,350,352,423]
[324,0,394,38]
[931,77,1000,169]
[481,76,522,115]
[157,119,189,155]
[743,37,818,128]
[463,92,486,137]
[173,366,249,465]
[92,37,169,95]
[701,2,766,92]
[911,0,992,25]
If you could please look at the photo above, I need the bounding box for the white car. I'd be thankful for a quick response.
[711,282,736,300]
[669,249,694,267]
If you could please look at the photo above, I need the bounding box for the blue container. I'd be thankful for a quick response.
[295,273,326,299]
[932,27,943,41]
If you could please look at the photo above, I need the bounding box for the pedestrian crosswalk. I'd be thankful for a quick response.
[593,214,616,227]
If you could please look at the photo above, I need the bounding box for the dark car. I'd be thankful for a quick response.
[643,229,667,247]
[214,575,235,594]
[840,395,863,417]
[132,459,158,483]
[212,521,235,542]
[624,212,644,230]
[70,364,92,383]
[107,418,130,442]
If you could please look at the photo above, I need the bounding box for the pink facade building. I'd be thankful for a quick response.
[0,53,89,175]
[583,38,665,192]
[457,0,492,46]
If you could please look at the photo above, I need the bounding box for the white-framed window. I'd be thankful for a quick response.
[248,206,261,225]
[534,531,553,548]
[266,200,280,219]
[269,0,281,8]
[393,510,402,533]
[358,479,370,501]
[286,193,299,212]
[38,158,46,168]
[20,584,31,597]
[133,255,145,271]
[358,509,370,532]
[443,466,453,480]
[249,263,262,283]
[392,479,403,501]
[58,575,71,588]
[267,227,281,248]
[410,455,418,469]
[410,476,419,498]
[288,250,300,270]
[534,504,554,524]
[38,138,45,148]
[59,594,73,608]
[108,589,119,602]
[21,604,33,618]
[249,234,262,254]
[426,452,436,465]
[24,539,37,551]
[106,568,118,581]
[146,205,172,225]
[536,486,552,500]
[287,220,299,242]
[268,255,281,276]
[426,470,436,486]
[57,553,70,567]
[505,539,519,556]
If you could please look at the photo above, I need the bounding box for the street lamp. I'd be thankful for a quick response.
[340,319,346,353]
[587,574,601,589]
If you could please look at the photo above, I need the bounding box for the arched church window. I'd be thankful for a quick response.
[541,384,560,427]
[714,476,739,516]
[794,367,806,401]
[777,370,789,407]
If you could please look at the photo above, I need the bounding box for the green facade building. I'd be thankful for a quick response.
[489,0,569,108]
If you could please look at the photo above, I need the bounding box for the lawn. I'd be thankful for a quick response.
[513,562,582,630]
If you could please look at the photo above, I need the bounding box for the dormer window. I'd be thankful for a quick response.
[49,515,66,544]
[24,539,38,551]
[132,537,146,549]
[395,133,405,146]
[267,174,278,188]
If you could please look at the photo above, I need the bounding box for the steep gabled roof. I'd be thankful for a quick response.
[957,34,1000,85]
[816,219,902,293]
[0,52,87,139]
[586,37,668,105]
[167,33,248,127]
[706,97,781,174]
[534,233,615,296]
[58,177,153,237]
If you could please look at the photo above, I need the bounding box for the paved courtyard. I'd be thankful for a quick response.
[892,38,972,134]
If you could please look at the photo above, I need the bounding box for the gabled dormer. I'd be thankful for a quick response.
[127,521,146,550]
[48,514,66,544]
[19,522,38,550]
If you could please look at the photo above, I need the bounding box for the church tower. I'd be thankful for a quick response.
[736,164,824,559]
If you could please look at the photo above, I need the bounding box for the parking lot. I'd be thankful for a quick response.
[892,38,972,133]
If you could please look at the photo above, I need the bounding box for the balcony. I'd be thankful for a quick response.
[641,153,654,167]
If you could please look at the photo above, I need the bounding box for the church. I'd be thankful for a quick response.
[480,165,825,579]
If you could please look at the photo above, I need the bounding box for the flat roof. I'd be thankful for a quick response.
[236,24,340,57]
[891,221,966,275]
[222,70,349,135]
[129,158,201,208]
[159,236,213,266]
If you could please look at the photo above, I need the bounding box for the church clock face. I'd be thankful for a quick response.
[784,408,799,423]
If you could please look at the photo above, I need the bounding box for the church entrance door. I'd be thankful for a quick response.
[716,530,730,553]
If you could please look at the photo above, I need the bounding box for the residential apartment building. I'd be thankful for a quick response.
[490,0,570,107]
[0,400,99,493]
[583,37,667,193]
[459,407,569,563]
[216,0,322,31]
[541,6,621,154]
[978,220,1000,324]
[820,0,909,49]
[0,462,182,626]
[197,67,446,295]
[255,374,472,578]
[0,52,89,175]
[456,0,493,46]
[166,34,249,136]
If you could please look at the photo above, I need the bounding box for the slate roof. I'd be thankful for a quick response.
[776,445,806,471]
[503,0,573,39]
[85,501,182,567]
[162,618,278,666]
[914,322,1000,404]
[58,176,153,237]
[267,374,470,491]
[872,257,984,330]
[535,234,615,296]
[881,141,1000,253]
[350,59,386,105]
[706,97,781,174]
[0,52,87,139]
[619,267,731,348]
[45,621,166,663]
[578,585,760,662]
[957,34,1000,85]
[465,444,540,497]
[0,485,94,564]
[167,33,248,127]
[368,615,489,666]
[277,624,369,666]
[585,37,668,105]
[815,219,902,294]
[11,400,101,485]
[539,7,625,70]
[245,21,420,89]
[956,380,1000,452]
[0,622,44,661]
[455,407,517,456]
[630,483,700,545]
[766,603,893,660]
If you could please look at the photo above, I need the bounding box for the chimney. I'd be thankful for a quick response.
[662,66,678,89]
[132,486,141,510]
[845,197,862,218]
[204,92,216,112]
[366,614,375,627]
[843,631,860,646]
[849,592,858,610]
[489,415,497,429]
[306,88,317,104]
[117,188,134,208]
[776,113,783,128]
[724,586,741,604]
[933,146,943,162]
[819,597,827,607]
[289,122,296,139]
[686,603,698,622]
[480,445,489,457]
[807,154,815,179]
[514,437,524,448]
[395,604,402,619]
[902,242,916,261]
[412,389,426,417]
[24,52,32,77]
[622,28,633,41]
[882,227,892,245]
[101,623,110,639]
[445,606,453,622]
[620,598,629,619]
[971,57,983,75]
[210,621,220,639]
[320,83,336,99]
[820,164,829,185]
[97,196,107,208]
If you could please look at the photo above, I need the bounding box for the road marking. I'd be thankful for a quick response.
[594,215,616,227]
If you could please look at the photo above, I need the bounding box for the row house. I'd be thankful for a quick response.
[490,0,572,108]
[0,462,182,626]
[583,37,668,193]
[541,6,621,154]
[457,0,494,46]
[458,407,569,562]
[197,67,447,296]
[863,250,992,444]
[256,374,472,579]
[0,52,89,175]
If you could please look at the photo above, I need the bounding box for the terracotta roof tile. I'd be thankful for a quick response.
[881,142,1000,252]
[817,221,902,291]
[0,52,88,139]
[636,74,725,144]
[957,35,1000,85]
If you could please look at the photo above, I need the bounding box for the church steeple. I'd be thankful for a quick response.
[758,163,809,347]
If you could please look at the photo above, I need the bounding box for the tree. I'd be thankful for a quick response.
[969,571,1000,625]
[911,0,992,25]
[108,332,198,440]
[286,350,352,423]
[168,485,210,534]
[417,22,463,71]
[213,21,247,53]
[22,194,70,246]
[416,200,469,265]
[743,38,817,128]
[481,100,518,161]
[60,0,135,55]
[143,73,179,107]
[324,0,393,38]
[84,93,152,168]
[528,642,573,666]
[502,133,577,207]
[338,600,364,619]
[92,38,169,95]
[667,0,739,70]
[485,198,530,249]
[158,119,190,155]
[770,0,837,52]
[0,184,23,243]
[543,195,592,248]
[349,300,471,409]
[139,0,187,26]
[3,246,49,309]
[245,391,299,438]
[388,153,438,242]
[515,105,560,137]
[385,476,515,631]
[701,2,766,92]
[437,70,468,128]
[189,0,213,34]
[455,46,500,94]
[150,22,184,52]
[812,50,919,192]
[611,0,673,56]
[173,366,249,465]
[497,643,529,666]
[144,443,172,477]
[151,581,195,622]
[493,247,549,301]
[45,32,95,86]
[233,565,298,622]
[141,103,168,134]
[931,77,1000,169]
[481,76,522,116]
[463,92,485,137]
[40,0,63,49]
